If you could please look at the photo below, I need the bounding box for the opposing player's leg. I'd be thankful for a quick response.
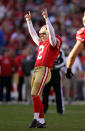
[53,70,64,114]
[42,81,51,114]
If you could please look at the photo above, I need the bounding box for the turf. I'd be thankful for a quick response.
[0,104,85,131]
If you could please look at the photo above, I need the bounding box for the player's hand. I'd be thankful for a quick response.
[24,11,31,22]
[65,68,73,79]
[42,8,48,19]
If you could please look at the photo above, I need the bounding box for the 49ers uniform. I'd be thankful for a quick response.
[35,35,62,67]
[31,35,62,96]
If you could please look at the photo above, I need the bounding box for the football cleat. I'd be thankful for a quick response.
[29,119,40,128]
[37,123,46,128]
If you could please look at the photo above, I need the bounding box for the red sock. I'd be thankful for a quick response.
[32,96,41,113]
[39,102,44,118]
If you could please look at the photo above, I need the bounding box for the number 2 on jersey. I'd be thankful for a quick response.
[37,45,44,60]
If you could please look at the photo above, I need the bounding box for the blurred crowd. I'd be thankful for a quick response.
[0,0,85,104]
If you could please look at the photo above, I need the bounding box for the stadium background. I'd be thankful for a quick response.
[0,0,85,102]
[0,0,85,130]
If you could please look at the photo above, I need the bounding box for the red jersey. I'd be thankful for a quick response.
[15,54,25,77]
[76,27,85,46]
[35,35,62,68]
[1,56,15,76]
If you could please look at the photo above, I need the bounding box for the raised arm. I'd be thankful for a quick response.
[24,12,40,46]
[42,9,57,47]
[66,40,84,79]
[67,40,84,68]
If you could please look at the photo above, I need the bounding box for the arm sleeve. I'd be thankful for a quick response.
[46,18,57,47]
[27,21,40,46]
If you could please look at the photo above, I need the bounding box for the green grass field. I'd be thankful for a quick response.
[0,104,85,131]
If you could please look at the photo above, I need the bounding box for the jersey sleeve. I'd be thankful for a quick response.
[76,28,85,43]
[46,18,56,47]
[27,21,40,46]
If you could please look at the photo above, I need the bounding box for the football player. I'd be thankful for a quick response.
[25,8,62,128]
[66,12,85,79]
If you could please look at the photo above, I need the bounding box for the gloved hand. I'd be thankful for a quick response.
[65,68,73,79]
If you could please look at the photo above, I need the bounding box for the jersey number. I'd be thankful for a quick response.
[37,45,44,60]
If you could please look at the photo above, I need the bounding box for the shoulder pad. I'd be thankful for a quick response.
[77,28,85,35]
